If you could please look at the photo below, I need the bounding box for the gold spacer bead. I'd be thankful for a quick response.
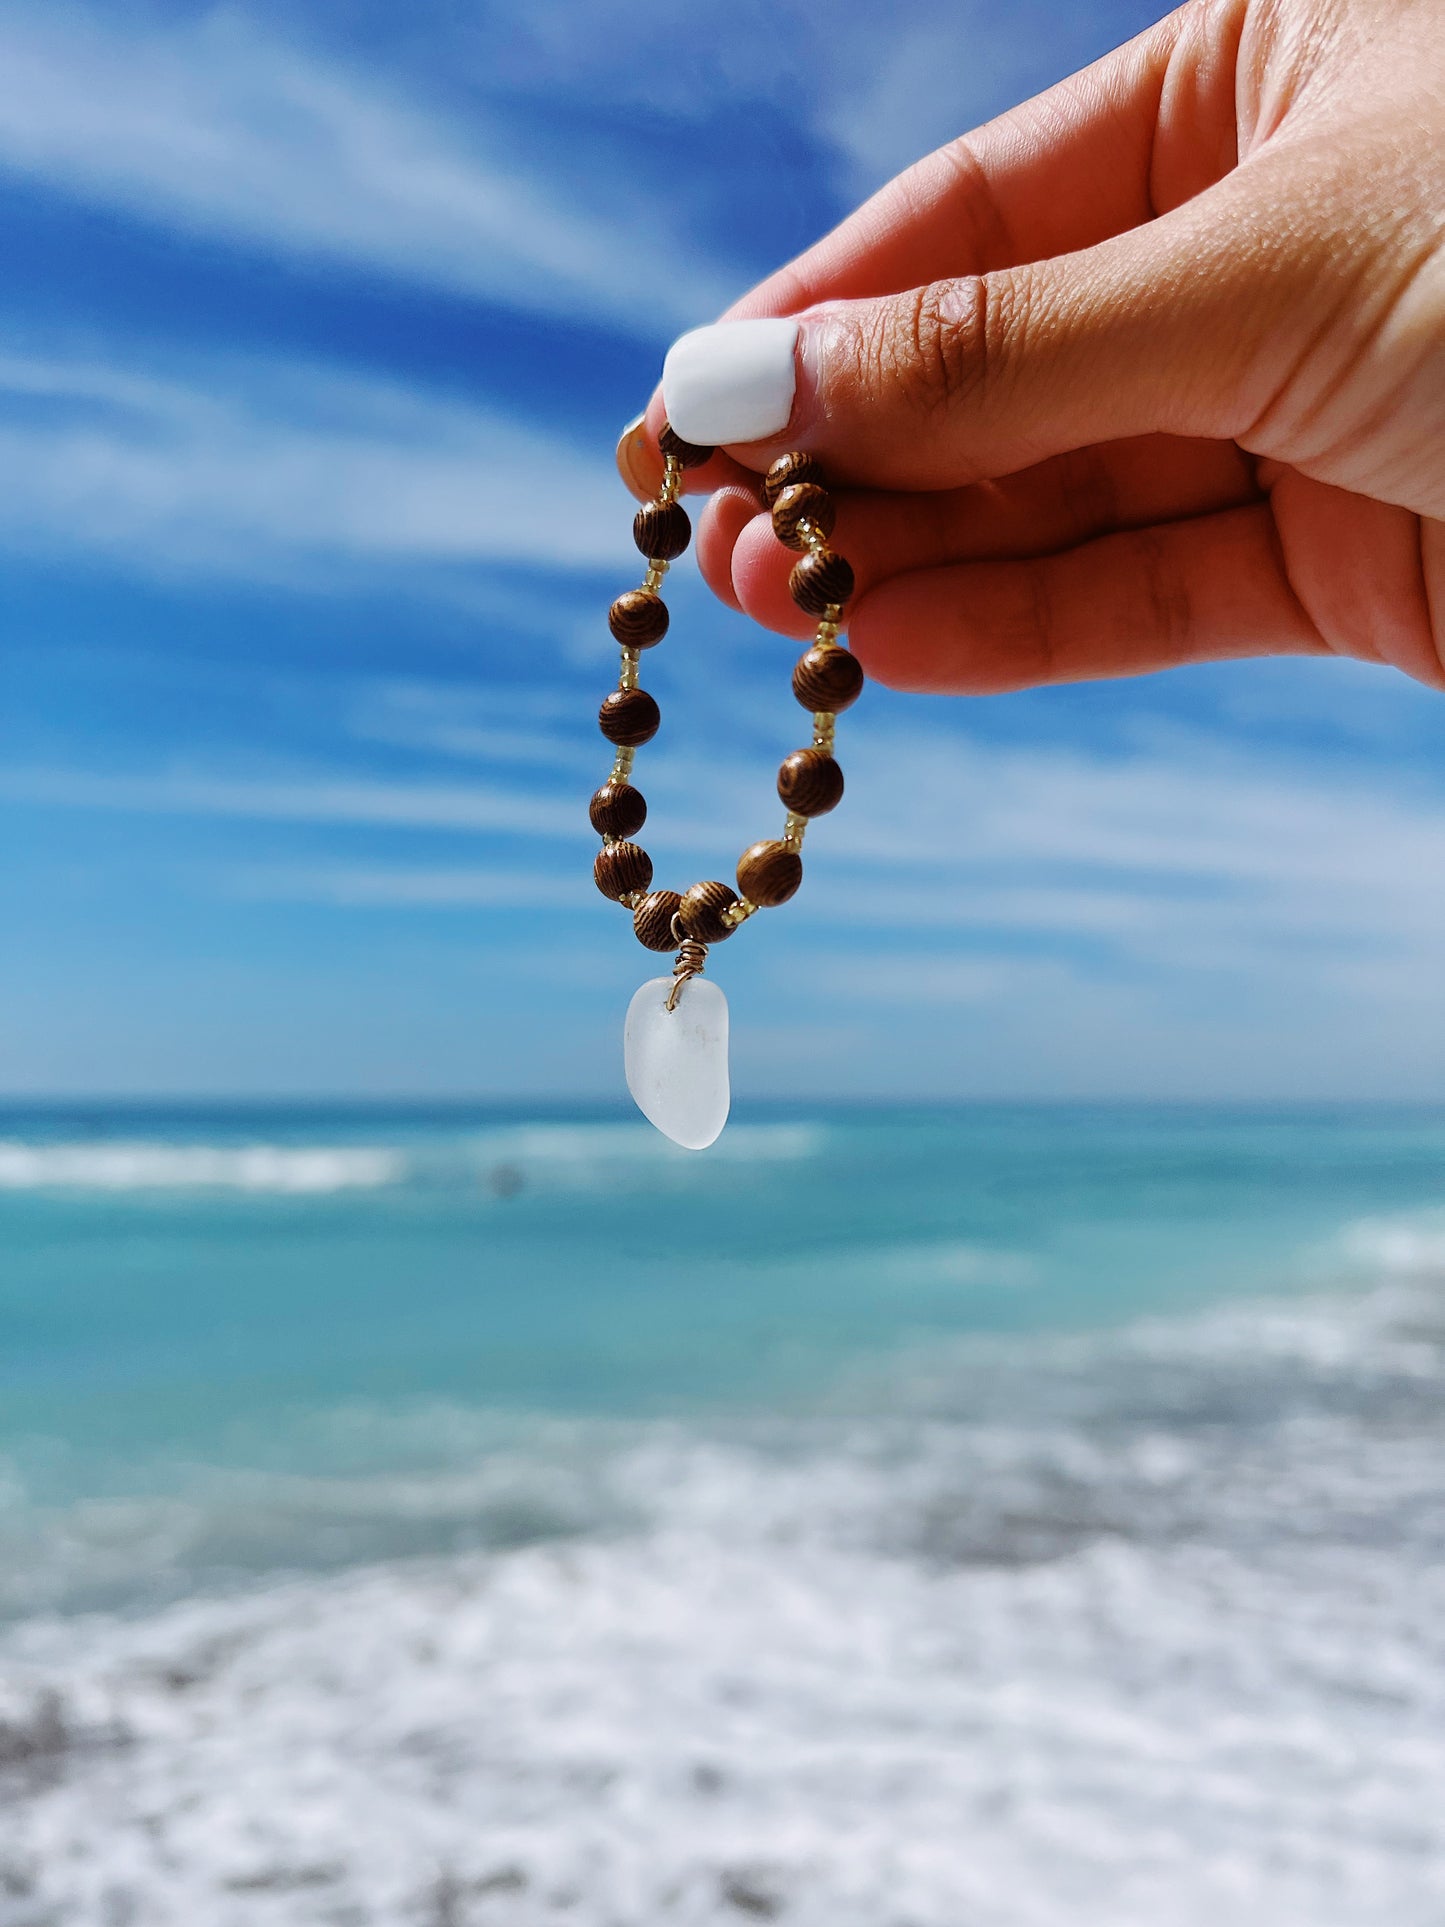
[618,646,640,691]
[782,811,809,853]
[642,561,669,594]
[658,456,683,506]
[722,899,759,929]
[618,890,643,910]
[812,711,837,752]
[610,746,637,782]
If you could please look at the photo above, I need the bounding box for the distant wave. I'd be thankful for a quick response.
[473,1119,825,1164]
[1337,1209,1445,1277]
[0,1120,824,1196]
[0,1140,406,1193]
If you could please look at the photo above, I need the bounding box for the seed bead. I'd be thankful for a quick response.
[777,748,844,817]
[771,483,836,552]
[737,839,803,907]
[633,889,683,952]
[763,452,827,507]
[678,879,740,944]
[792,644,864,713]
[598,688,660,746]
[632,502,691,561]
[589,781,647,839]
[658,422,715,468]
[608,591,669,649]
[789,549,855,616]
[594,841,653,901]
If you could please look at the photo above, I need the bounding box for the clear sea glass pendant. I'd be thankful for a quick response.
[624,976,730,1149]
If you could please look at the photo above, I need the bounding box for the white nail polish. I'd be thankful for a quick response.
[662,319,799,446]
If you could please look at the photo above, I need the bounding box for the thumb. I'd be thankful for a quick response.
[661,162,1329,490]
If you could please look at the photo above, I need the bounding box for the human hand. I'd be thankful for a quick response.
[619,0,1445,694]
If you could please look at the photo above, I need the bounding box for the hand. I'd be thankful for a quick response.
[621,0,1445,695]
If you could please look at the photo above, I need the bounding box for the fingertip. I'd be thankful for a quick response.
[728,511,815,639]
[695,486,758,612]
[617,411,663,503]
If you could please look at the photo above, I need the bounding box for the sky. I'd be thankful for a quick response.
[4,0,1445,1102]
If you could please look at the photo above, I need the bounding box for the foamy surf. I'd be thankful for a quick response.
[6,1103,1445,1922]
[2,1278,1443,1925]
[0,1140,405,1192]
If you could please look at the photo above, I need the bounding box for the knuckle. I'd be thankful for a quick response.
[865,277,1006,424]
[1136,528,1193,649]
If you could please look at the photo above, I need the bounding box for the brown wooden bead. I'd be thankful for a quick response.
[598,687,660,746]
[792,644,865,713]
[777,748,844,817]
[678,879,739,944]
[771,483,836,552]
[658,422,714,468]
[632,501,691,560]
[594,841,653,901]
[589,781,647,839]
[789,548,855,615]
[633,888,683,951]
[763,452,826,507]
[737,839,803,907]
[608,590,669,649]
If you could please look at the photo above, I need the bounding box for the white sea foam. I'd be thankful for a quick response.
[1337,1208,1445,1277]
[0,1120,821,1197]
[465,1118,827,1190]
[0,1140,406,1192]
[2,1283,1444,1924]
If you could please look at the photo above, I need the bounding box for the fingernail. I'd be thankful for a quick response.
[662,318,799,446]
[615,412,661,502]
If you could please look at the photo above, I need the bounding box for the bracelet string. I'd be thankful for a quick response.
[590,424,863,987]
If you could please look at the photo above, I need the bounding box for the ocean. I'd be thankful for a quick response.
[1,1103,1443,1924]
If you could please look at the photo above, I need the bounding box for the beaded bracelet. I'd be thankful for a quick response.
[592,422,862,1148]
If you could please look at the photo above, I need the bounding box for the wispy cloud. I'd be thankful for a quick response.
[0,6,731,331]
[0,342,623,582]
[0,766,580,839]
[12,722,1445,970]
[232,866,586,909]
[344,683,596,774]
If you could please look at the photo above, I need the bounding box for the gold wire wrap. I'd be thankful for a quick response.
[665,924,709,1011]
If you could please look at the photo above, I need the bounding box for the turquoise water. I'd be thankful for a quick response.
[7,1102,1444,1449]
[3,1104,1444,1924]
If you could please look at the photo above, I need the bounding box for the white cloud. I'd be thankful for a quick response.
[344,683,596,774]
[232,866,586,909]
[0,343,623,581]
[12,718,1445,975]
[0,6,731,331]
[9,712,1445,1095]
[0,766,580,839]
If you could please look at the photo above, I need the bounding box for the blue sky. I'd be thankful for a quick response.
[4,0,1445,1100]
